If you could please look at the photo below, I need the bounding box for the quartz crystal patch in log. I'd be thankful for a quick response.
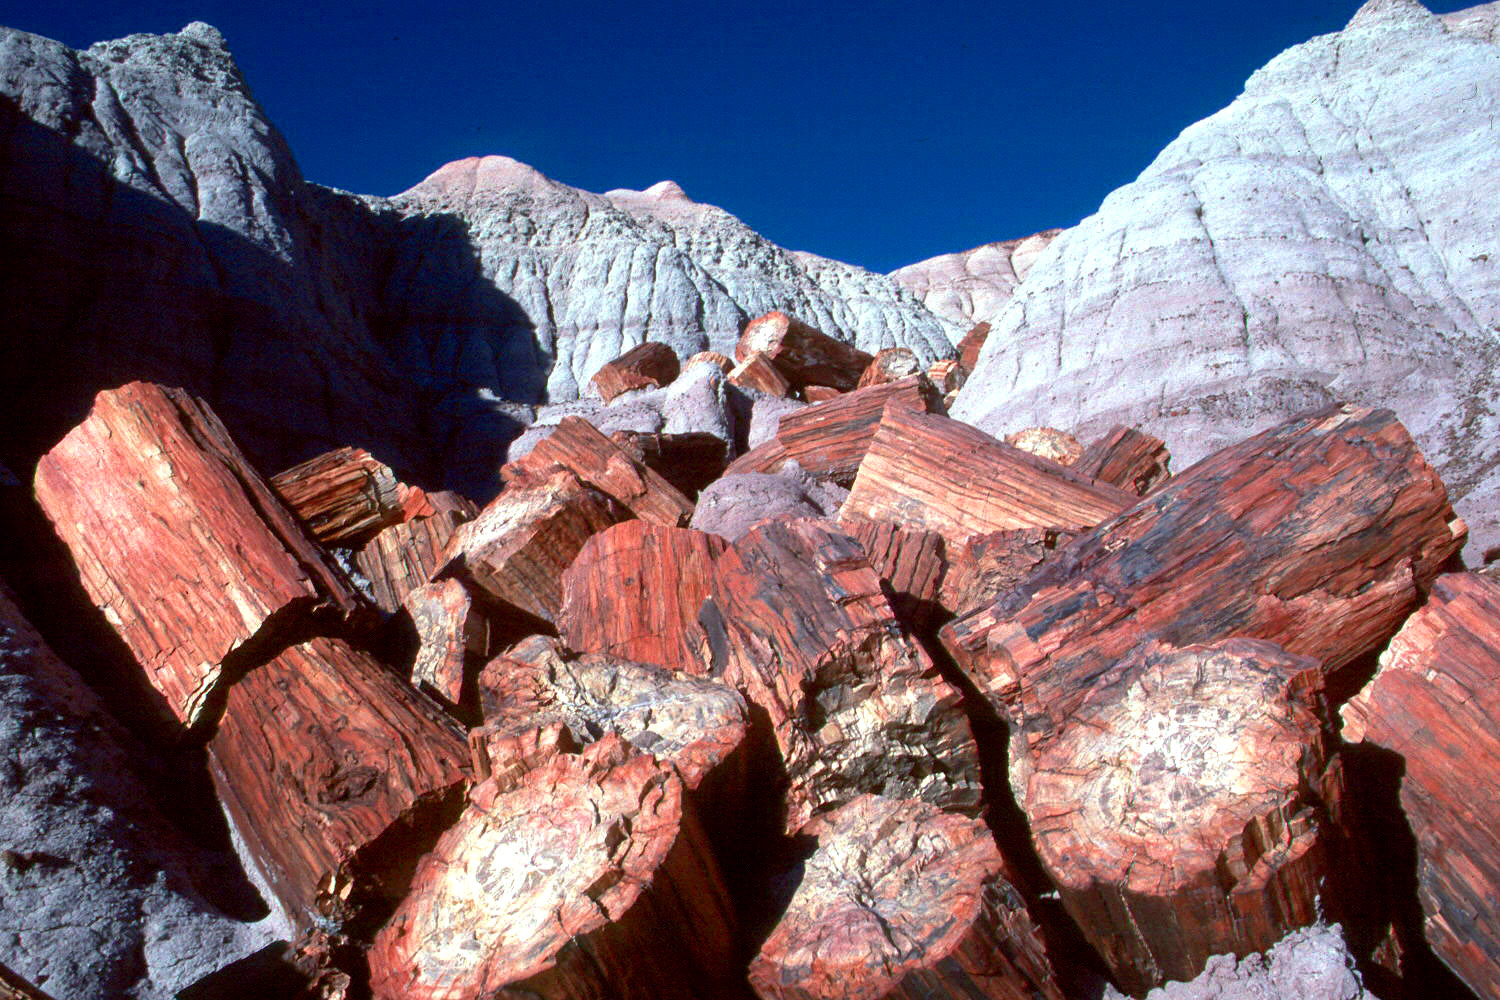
[355,491,477,613]
[609,429,729,499]
[1014,639,1338,994]
[208,636,469,934]
[368,737,740,1000]
[589,341,681,402]
[439,469,626,627]
[404,578,489,709]
[840,404,1134,546]
[729,351,793,398]
[707,519,981,831]
[269,446,405,546]
[749,795,1063,1000]
[772,375,945,485]
[1004,427,1083,466]
[559,520,727,675]
[502,415,693,527]
[32,382,363,729]
[735,312,873,392]
[1342,572,1500,1000]
[855,346,923,388]
[942,405,1467,718]
[1075,425,1172,496]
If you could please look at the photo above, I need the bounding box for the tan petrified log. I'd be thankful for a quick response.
[589,341,681,402]
[354,491,477,613]
[684,350,735,375]
[1342,572,1500,1000]
[559,520,728,674]
[841,518,948,635]
[1003,427,1083,466]
[941,405,1466,717]
[609,429,729,498]
[368,737,741,1000]
[32,382,364,729]
[749,795,1064,1000]
[1014,638,1340,994]
[840,405,1134,546]
[208,636,469,934]
[927,358,964,395]
[955,321,990,372]
[1074,425,1172,496]
[855,346,923,389]
[773,375,945,484]
[735,312,873,392]
[404,578,489,709]
[502,415,693,526]
[729,351,793,398]
[438,469,626,627]
[269,446,405,546]
[938,528,1074,619]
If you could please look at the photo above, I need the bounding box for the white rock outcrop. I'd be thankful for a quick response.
[889,229,1062,328]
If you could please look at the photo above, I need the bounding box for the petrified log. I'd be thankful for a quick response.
[956,321,990,372]
[558,520,728,674]
[927,358,964,394]
[735,312,873,391]
[685,350,735,375]
[354,491,477,613]
[1075,425,1172,496]
[802,384,841,403]
[0,962,55,1000]
[589,341,681,402]
[729,350,793,397]
[1014,638,1340,994]
[1004,427,1083,466]
[438,469,626,627]
[938,528,1074,619]
[749,795,1064,1000]
[723,437,791,477]
[32,382,363,729]
[502,415,693,527]
[404,578,489,709]
[1342,572,1500,1000]
[609,429,729,498]
[855,346,922,388]
[368,737,741,1000]
[941,405,1467,718]
[270,446,405,546]
[841,518,948,635]
[773,375,944,484]
[208,636,469,935]
[839,404,1134,547]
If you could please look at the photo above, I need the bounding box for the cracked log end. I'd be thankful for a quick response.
[590,341,681,402]
[355,492,477,613]
[749,795,1063,1000]
[1074,425,1171,496]
[730,351,793,398]
[735,312,873,392]
[1004,427,1083,466]
[854,347,923,389]
[773,375,945,484]
[269,445,405,546]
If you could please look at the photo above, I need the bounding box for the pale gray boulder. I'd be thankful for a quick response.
[690,462,848,541]
[1103,925,1377,1000]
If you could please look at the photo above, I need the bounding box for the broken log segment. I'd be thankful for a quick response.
[938,527,1074,621]
[735,312,873,392]
[502,415,693,527]
[354,491,477,613]
[32,382,364,729]
[404,578,489,711]
[1342,572,1500,1000]
[839,404,1135,547]
[941,405,1467,724]
[723,437,791,477]
[749,795,1064,1000]
[854,346,922,389]
[609,429,729,499]
[841,518,949,636]
[269,446,405,547]
[772,375,945,484]
[1074,425,1172,496]
[208,636,469,936]
[684,350,735,375]
[1014,638,1339,994]
[368,736,741,1000]
[956,321,990,372]
[1003,427,1083,467]
[589,341,681,402]
[802,385,841,403]
[729,351,793,398]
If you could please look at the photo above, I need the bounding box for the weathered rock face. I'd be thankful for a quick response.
[889,230,1062,329]
[953,0,1500,559]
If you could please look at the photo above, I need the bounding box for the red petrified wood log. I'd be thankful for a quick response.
[502,415,693,527]
[404,578,489,709]
[841,518,949,634]
[32,382,364,729]
[1342,572,1500,1000]
[589,341,681,402]
[1074,425,1172,496]
[749,795,1064,1000]
[938,528,1074,620]
[802,385,841,403]
[208,636,469,934]
[1014,638,1340,994]
[735,312,873,392]
[368,737,742,1000]
[0,961,55,1000]
[269,446,405,546]
[609,429,729,498]
[729,351,793,398]
[684,350,735,375]
[941,405,1467,717]
[355,491,477,613]
[772,375,945,484]
[955,321,990,372]
[855,347,922,389]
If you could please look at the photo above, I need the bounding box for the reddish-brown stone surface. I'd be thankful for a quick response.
[841,518,948,634]
[735,312,873,392]
[269,446,405,546]
[684,350,735,375]
[729,351,793,398]
[404,578,489,709]
[956,321,991,372]
[723,437,791,477]
[1342,572,1500,1000]
[801,385,841,403]
[749,795,1063,1000]
[854,346,923,389]
[589,341,681,402]
[773,375,944,484]
[355,491,477,613]
[938,528,1074,619]
[1074,425,1172,496]
[208,636,469,934]
[32,382,363,729]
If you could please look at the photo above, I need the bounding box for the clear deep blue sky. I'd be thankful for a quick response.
[2,1,1476,271]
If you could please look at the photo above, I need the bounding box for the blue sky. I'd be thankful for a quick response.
[3,1,1475,271]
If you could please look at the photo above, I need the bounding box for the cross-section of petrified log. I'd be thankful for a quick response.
[404,578,489,709]
[269,446,405,546]
[1342,572,1500,1000]
[1074,425,1172,496]
[559,520,728,674]
[589,341,681,402]
[927,358,965,396]
[773,375,944,484]
[735,312,873,392]
[1003,427,1083,466]
[502,416,693,526]
[609,429,729,498]
[354,491,477,613]
[941,405,1466,718]
[685,350,735,375]
[840,405,1134,546]
[855,347,923,389]
[368,737,740,1000]
[955,321,990,372]
[841,518,949,635]
[748,795,1063,1000]
[438,469,626,627]
[938,528,1073,619]
[32,382,364,729]
[729,351,793,397]
[208,636,469,935]
[1013,638,1339,994]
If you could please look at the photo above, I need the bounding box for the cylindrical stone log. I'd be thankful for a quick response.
[1074,425,1172,496]
[730,351,793,398]
[354,490,477,613]
[269,446,405,546]
[1003,427,1083,466]
[404,578,489,710]
[684,351,735,375]
[955,321,990,372]
[368,737,742,1000]
[1013,639,1340,994]
[802,385,841,403]
[841,518,949,635]
[735,312,873,392]
[855,347,923,388]
[749,795,1064,1000]
[772,375,945,484]
[937,527,1075,619]
[589,341,681,402]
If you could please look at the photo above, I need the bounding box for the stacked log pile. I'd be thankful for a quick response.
[20,319,1498,1000]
